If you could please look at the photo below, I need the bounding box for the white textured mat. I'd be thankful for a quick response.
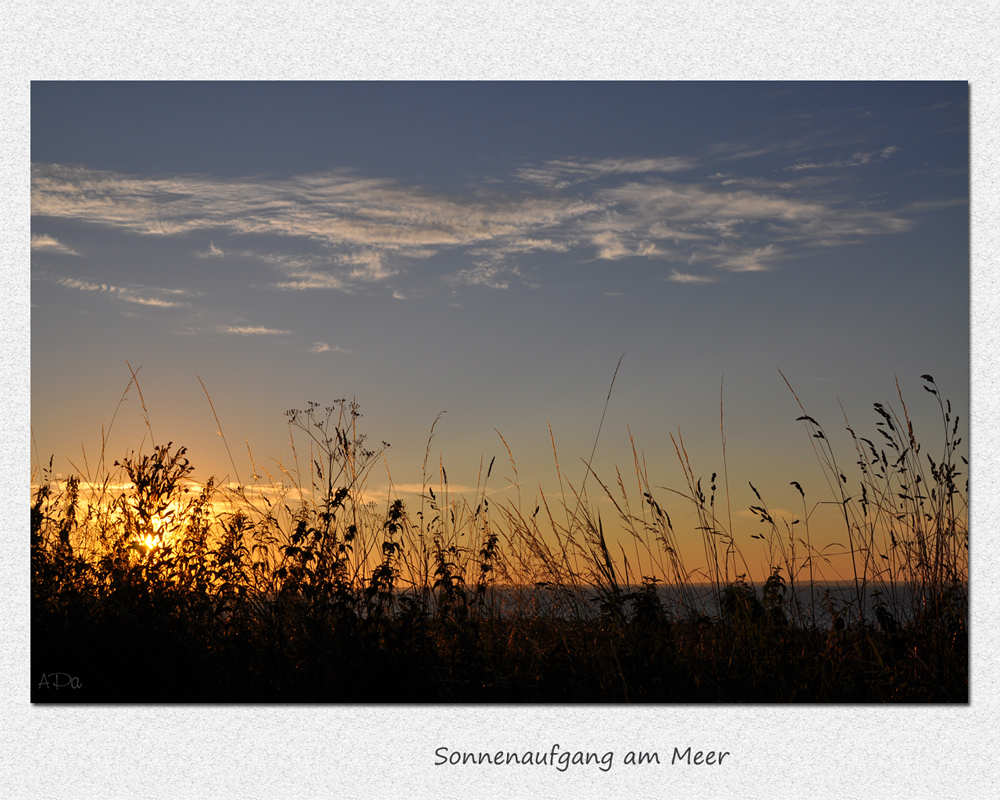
[3,2,996,798]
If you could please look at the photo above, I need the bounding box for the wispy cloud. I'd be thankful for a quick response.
[217,325,290,335]
[32,150,922,289]
[31,163,596,253]
[784,146,901,172]
[449,262,518,290]
[310,341,350,354]
[268,255,350,292]
[668,270,718,284]
[31,233,79,255]
[714,244,780,272]
[343,251,394,282]
[515,156,697,188]
[386,483,482,496]
[195,241,225,258]
[56,277,187,307]
[589,178,911,270]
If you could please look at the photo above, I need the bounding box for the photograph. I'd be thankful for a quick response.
[30,80,968,704]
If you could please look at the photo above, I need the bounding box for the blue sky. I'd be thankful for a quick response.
[30,81,968,578]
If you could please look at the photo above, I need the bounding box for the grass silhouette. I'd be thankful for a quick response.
[31,374,967,702]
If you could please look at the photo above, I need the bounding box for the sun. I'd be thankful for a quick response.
[139,532,163,551]
[135,504,183,552]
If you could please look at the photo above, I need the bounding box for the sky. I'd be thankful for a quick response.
[30,81,969,581]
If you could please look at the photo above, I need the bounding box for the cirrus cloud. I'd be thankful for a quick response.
[31,233,79,255]
[217,325,290,335]
[31,146,922,293]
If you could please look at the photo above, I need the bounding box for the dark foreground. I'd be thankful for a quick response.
[32,580,967,703]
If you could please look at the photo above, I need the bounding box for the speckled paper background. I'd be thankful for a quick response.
[2,2,997,797]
